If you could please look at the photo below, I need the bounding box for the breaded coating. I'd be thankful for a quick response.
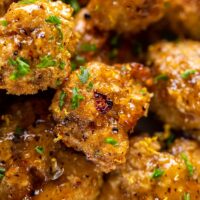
[148,40,200,134]
[73,9,148,66]
[33,148,102,200]
[99,136,200,200]
[0,0,77,95]
[50,62,151,172]
[0,0,15,16]
[167,0,200,40]
[87,0,166,34]
[73,8,109,64]
[0,98,102,200]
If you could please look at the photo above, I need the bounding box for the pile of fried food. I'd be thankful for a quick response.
[1,0,200,199]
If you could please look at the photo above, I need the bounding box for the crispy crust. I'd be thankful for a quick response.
[50,61,151,172]
[0,0,78,94]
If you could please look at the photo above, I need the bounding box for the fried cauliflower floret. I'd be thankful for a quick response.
[167,0,200,40]
[148,40,200,135]
[73,8,109,64]
[0,98,102,200]
[33,148,102,200]
[50,62,151,172]
[99,136,200,200]
[86,0,166,34]
[0,0,78,95]
[0,0,16,16]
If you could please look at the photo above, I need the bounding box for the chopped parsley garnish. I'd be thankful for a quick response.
[19,0,37,4]
[75,55,86,64]
[109,34,120,60]
[56,26,63,41]
[181,69,196,79]
[9,57,30,80]
[71,61,77,71]
[0,167,6,179]
[8,58,17,66]
[80,43,97,52]
[55,79,62,86]
[87,82,93,91]
[121,65,127,71]
[78,66,90,84]
[63,0,80,13]
[104,137,118,146]
[109,48,118,60]
[46,16,61,26]
[59,61,66,70]
[37,55,56,68]
[132,41,142,55]
[1,20,8,27]
[166,133,175,146]
[59,91,67,110]
[71,87,84,109]
[35,146,44,155]
[139,88,147,95]
[181,153,194,176]
[183,192,191,200]
[154,74,169,83]
[46,16,63,41]
[15,126,24,136]
[151,168,164,179]
[110,35,120,47]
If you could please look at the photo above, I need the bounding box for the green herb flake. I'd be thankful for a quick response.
[19,0,37,4]
[55,79,62,86]
[109,48,118,60]
[78,66,90,84]
[71,61,77,71]
[48,36,55,41]
[35,146,44,155]
[0,167,6,179]
[8,58,17,66]
[59,61,66,70]
[139,88,147,95]
[75,55,86,64]
[154,74,169,83]
[15,126,24,136]
[1,20,8,27]
[104,137,118,146]
[9,57,30,80]
[183,192,191,200]
[71,87,84,109]
[80,43,97,52]
[87,82,93,91]
[166,133,175,146]
[46,16,61,26]
[110,35,119,47]
[59,91,67,110]
[181,153,194,176]
[56,26,63,41]
[132,41,142,55]
[121,65,127,71]
[151,168,165,179]
[37,55,56,68]
[181,69,197,79]
[63,0,80,13]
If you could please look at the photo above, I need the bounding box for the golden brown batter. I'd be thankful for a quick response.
[50,61,151,172]
[0,0,78,94]
[99,136,200,199]
[87,0,166,34]
[148,40,200,136]
[0,98,102,200]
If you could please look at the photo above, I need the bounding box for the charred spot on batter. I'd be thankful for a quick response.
[94,92,113,114]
